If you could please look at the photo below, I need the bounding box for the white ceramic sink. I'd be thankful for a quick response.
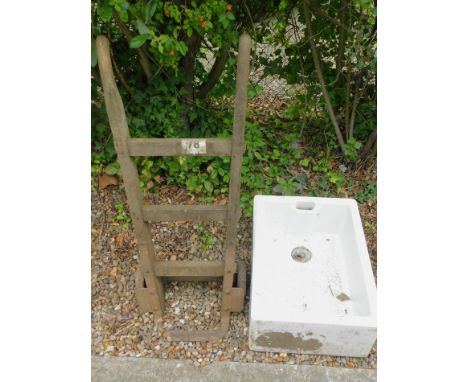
[249,196,376,357]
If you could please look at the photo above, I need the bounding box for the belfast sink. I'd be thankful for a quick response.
[249,196,377,357]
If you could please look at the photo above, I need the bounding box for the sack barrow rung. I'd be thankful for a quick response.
[96,34,251,341]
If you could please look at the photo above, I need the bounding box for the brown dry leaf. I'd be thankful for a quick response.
[115,232,127,247]
[99,173,119,190]
[175,189,185,201]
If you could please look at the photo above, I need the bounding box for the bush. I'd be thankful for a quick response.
[91,1,377,214]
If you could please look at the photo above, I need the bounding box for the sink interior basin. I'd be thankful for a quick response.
[249,195,377,356]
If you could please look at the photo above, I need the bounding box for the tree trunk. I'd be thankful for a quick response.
[179,33,202,130]
[349,77,365,139]
[302,0,346,153]
[360,127,377,160]
[197,47,229,99]
[114,14,153,81]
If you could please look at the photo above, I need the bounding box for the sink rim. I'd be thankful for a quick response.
[250,195,377,327]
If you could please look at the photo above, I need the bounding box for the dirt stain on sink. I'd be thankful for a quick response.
[254,332,322,351]
[336,292,351,301]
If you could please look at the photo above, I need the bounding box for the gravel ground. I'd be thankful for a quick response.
[91,166,377,369]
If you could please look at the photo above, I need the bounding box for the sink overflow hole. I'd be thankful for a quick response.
[295,201,315,211]
[291,246,312,263]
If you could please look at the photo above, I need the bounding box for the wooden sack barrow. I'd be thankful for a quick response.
[96,34,251,341]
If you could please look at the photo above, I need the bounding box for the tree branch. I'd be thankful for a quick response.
[364,22,377,47]
[349,79,368,139]
[109,42,133,94]
[91,67,101,84]
[114,14,153,80]
[302,0,346,153]
[196,47,229,99]
[336,0,348,74]
[308,1,352,33]
[360,127,377,160]
[179,32,202,129]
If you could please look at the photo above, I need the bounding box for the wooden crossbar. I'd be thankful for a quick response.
[128,138,232,157]
[153,260,225,278]
[142,204,227,222]
[96,33,251,342]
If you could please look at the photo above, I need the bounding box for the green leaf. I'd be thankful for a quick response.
[327,172,342,185]
[91,40,97,67]
[98,3,113,22]
[177,42,188,55]
[119,9,128,23]
[299,158,310,167]
[157,42,164,54]
[130,34,149,48]
[136,19,150,35]
[104,162,120,175]
[188,110,197,122]
[204,180,213,193]
[145,0,158,22]
[220,17,229,28]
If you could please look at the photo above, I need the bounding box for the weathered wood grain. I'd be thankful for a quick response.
[142,204,227,222]
[128,138,232,157]
[153,260,224,278]
[95,36,165,318]
[219,33,251,333]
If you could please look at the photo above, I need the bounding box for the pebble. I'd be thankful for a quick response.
[91,184,377,370]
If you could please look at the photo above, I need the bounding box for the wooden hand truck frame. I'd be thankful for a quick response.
[96,34,251,341]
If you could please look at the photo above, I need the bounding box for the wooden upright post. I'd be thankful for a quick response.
[96,36,165,319]
[220,33,251,333]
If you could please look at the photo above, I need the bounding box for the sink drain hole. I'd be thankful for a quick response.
[291,246,312,263]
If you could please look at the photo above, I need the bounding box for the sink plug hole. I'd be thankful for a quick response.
[291,247,312,263]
